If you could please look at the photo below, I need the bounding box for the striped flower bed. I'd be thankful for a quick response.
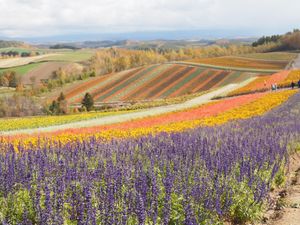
[94,65,159,102]
[64,64,266,104]
[145,66,194,99]
[151,66,198,99]
[66,68,142,103]
[122,65,183,101]
[159,67,206,98]
[107,64,172,102]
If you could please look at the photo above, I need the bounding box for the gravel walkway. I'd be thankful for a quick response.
[1,77,256,136]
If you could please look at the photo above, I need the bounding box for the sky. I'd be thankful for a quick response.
[0,0,299,40]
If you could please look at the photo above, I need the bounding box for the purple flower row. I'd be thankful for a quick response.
[0,92,300,224]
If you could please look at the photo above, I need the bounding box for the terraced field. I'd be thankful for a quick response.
[185,56,288,71]
[64,64,259,103]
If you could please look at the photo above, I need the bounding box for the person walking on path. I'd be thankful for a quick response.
[291,81,296,89]
[271,83,275,91]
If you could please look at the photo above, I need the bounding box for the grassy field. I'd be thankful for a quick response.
[239,52,298,61]
[36,50,94,62]
[0,50,91,84]
[0,62,45,75]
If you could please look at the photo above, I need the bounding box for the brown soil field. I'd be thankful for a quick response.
[22,62,83,85]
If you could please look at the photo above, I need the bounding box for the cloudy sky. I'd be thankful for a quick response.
[0,0,299,39]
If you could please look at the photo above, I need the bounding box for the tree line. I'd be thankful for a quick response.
[0,51,40,58]
[252,29,300,50]
[87,44,275,76]
[47,92,94,115]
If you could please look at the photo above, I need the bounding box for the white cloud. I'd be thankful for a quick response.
[0,0,299,37]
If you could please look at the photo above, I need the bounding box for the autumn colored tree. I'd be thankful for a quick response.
[57,92,68,114]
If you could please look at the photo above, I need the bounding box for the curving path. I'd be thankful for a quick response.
[0,78,256,136]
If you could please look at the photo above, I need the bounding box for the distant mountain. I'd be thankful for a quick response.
[38,38,255,50]
[0,40,26,48]
[6,29,262,44]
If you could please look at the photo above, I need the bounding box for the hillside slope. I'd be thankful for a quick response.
[63,64,260,104]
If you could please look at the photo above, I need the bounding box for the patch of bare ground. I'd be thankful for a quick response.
[22,62,84,85]
[258,153,300,225]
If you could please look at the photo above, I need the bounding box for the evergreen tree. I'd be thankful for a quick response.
[82,92,94,112]
[49,100,59,115]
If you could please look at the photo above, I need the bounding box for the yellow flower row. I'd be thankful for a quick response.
[279,70,300,87]
[4,90,296,148]
[0,110,136,132]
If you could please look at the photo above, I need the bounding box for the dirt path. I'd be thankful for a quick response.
[0,78,256,136]
[287,54,300,70]
[261,153,300,225]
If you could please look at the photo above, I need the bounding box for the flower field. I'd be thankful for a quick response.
[3,90,296,147]
[186,56,288,70]
[0,110,137,132]
[279,69,300,87]
[0,89,299,224]
[228,70,290,96]
[63,64,257,104]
